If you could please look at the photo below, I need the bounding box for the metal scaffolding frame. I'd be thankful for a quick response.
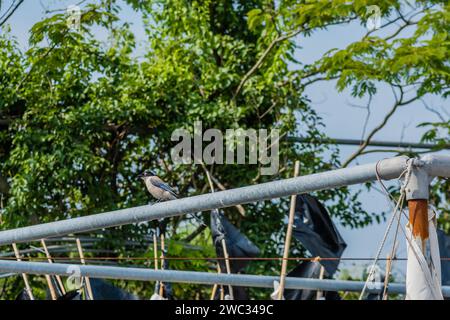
[1,260,450,297]
[0,156,413,245]
[289,137,450,150]
[0,154,449,297]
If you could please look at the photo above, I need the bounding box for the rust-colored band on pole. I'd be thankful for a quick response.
[408,199,429,240]
[408,199,429,251]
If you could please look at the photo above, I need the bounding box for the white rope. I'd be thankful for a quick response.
[359,159,414,299]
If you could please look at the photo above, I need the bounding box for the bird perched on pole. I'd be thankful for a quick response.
[138,170,178,202]
[139,170,206,227]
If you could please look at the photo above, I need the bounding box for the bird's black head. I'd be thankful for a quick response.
[138,170,156,179]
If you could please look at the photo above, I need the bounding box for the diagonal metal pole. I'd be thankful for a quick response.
[0,156,416,245]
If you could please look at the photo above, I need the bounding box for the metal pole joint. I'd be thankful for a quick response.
[405,161,429,201]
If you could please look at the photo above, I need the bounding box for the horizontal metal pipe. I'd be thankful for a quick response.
[0,239,203,258]
[0,156,410,245]
[0,272,17,279]
[420,154,450,178]
[289,137,448,150]
[0,260,448,297]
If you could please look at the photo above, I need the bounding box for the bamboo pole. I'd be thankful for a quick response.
[202,163,229,299]
[277,160,301,300]
[41,239,65,295]
[152,233,159,270]
[221,238,234,300]
[75,238,94,300]
[12,243,34,300]
[218,263,225,300]
[408,199,429,253]
[44,274,57,300]
[151,231,161,298]
[382,253,392,300]
[210,283,218,300]
[159,233,165,297]
[210,264,224,300]
[316,266,325,300]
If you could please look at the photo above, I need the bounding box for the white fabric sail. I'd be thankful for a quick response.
[405,207,443,300]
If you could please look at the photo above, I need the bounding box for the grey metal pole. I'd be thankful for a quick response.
[404,155,448,300]
[0,156,410,245]
[0,259,449,297]
[420,154,450,178]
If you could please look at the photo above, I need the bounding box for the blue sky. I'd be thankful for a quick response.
[2,0,449,280]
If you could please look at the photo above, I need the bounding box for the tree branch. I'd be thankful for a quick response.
[199,162,246,217]
[341,87,419,167]
[182,224,207,243]
[0,0,24,28]
[232,28,303,102]
[358,148,430,156]
[232,17,358,102]
[420,99,447,122]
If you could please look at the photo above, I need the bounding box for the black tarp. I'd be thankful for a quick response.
[283,261,341,300]
[57,290,82,300]
[15,289,32,300]
[292,194,347,276]
[56,279,139,300]
[210,209,260,273]
[90,278,139,300]
[284,261,321,300]
[154,263,174,299]
[210,209,260,299]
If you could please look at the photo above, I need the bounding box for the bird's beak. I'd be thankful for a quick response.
[137,173,144,179]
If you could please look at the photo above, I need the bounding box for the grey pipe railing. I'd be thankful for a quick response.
[0,156,410,245]
[0,259,449,297]
[289,137,449,150]
[0,155,449,246]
